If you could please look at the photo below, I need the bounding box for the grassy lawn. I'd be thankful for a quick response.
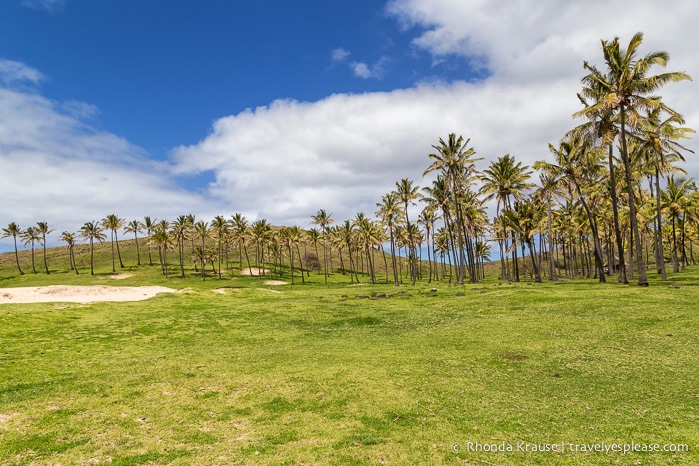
[0,258,698,464]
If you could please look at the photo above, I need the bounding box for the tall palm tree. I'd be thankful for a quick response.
[311,209,334,284]
[2,222,25,275]
[395,178,421,284]
[21,226,40,274]
[576,31,691,285]
[661,176,695,273]
[193,221,210,280]
[170,215,191,277]
[211,215,229,278]
[142,216,156,266]
[536,140,607,282]
[504,199,545,282]
[570,92,628,283]
[102,214,126,272]
[124,220,143,266]
[424,133,480,285]
[418,204,439,283]
[60,231,79,274]
[34,221,54,274]
[480,154,534,282]
[634,107,694,279]
[231,213,252,275]
[150,227,174,277]
[80,221,106,275]
[376,191,403,286]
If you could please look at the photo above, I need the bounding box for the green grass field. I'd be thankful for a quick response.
[0,244,698,465]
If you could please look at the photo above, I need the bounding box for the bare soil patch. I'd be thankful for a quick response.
[0,285,177,304]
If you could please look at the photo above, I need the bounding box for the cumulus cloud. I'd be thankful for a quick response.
[0,85,225,248]
[331,47,351,63]
[0,58,45,86]
[173,0,699,228]
[2,0,698,252]
[20,0,64,13]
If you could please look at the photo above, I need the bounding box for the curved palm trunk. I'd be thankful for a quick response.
[574,186,607,282]
[115,230,124,268]
[607,144,628,283]
[546,194,557,281]
[388,223,399,286]
[619,109,648,286]
[654,166,667,279]
[42,235,50,274]
[133,231,141,266]
[526,238,541,282]
[12,235,24,275]
[89,238,95,276]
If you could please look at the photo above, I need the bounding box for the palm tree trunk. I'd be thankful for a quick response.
[608,144,628,283]
[619,109,648,285]
[13,235,24,275]
[654,166,667,279]
[546,195,556,281]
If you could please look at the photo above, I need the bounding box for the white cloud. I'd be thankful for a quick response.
[350,56,389,80]
[331,47,351,63]
[2,0,698,253]
[0,86,226,249]
[0,58,45,86]
[173,0,699,228]
[20,0,64,13]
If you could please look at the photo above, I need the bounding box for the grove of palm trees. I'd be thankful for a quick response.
[2,32,698,466]
[2,33,696,288]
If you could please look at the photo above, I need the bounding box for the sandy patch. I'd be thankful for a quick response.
[109,273,134,280]
[240,267,267,276]
[264,280,288,286]
[0,285,177,304]
[212,288,227,295]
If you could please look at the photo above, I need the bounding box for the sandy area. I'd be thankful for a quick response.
[0,285,177,304]
[264,280,288,285]
[240,267,266,276]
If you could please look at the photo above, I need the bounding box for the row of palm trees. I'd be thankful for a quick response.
[1,32,696,286]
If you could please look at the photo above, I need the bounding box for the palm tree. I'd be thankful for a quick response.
[142,216,156,266]
[536,140,607,282]
[311,209,334,284]
[2,222,25,275]
[124,220,143,266]
[60,231,79,274]
[395,178,421,284]
[150,228,174,277]
[21,226,40,274]
[571,84,629,283]
[80,221,106,275]
[661,176,695,273]
[170,215,191,277]
[231,213,252,275]
[102,214,126,272]
[193,221,210,280]
[576,32,691,285]
[418,204,439,283]
[504,199,545,282]
[424,133,480,285]
[480,154,534,282]
[376,191,402,286]
[34,221,54,274]
[634,107,694,279]
[211,215,229,278]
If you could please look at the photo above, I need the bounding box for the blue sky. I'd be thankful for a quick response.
[1,0,478,160]
[1,0,698,250]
